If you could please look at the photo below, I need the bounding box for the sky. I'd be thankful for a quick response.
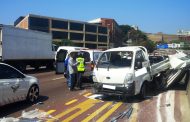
[0,0,189,34]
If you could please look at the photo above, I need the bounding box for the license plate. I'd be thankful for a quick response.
[103,84,116,90]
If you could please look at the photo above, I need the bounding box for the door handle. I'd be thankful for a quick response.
[106,77,110,79]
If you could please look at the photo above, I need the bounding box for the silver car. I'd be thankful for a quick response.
[0,63,39,106]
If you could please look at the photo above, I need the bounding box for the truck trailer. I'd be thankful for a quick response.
[0,25,55,71]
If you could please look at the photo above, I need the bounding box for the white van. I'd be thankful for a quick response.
[55,46,88,74]
[68,50,103,81]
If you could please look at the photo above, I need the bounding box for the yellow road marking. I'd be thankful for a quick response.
[47,110,56,115]
[83,93,92,97]
[82,102,112,122]
[65,99,78,105]
[47,99,100,122]
[97,102,123,122]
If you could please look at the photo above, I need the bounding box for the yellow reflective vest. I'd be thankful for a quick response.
[76,57,85,72]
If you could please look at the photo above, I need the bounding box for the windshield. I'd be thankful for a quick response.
[97,51,133,68]
[93,52,103,62]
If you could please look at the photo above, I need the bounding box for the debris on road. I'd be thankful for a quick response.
[110,104,133,122]
[33,102,44,106]
[0,109,58,122]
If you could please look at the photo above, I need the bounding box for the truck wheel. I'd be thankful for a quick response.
[140,82,146,99]
[27,85,39,103]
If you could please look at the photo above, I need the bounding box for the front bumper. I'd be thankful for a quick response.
[93,82,135,96]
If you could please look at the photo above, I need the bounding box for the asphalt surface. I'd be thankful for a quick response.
[0,69,189,122]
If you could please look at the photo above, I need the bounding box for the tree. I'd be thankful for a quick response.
[119,25,156,52]
[53,39,73,46]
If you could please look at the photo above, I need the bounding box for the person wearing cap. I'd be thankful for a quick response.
[76,52,85,89]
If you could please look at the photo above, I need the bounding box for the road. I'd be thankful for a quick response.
[0,69,188,122]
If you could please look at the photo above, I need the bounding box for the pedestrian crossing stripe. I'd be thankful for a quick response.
[47,110,56,115]
[81,102,112,122]
[83,93,92,97]
[96,102,123,122]
[47,99,123,122]
[47,98,100,122]
[65,99,78,105]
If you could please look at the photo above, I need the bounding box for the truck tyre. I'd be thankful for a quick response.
[140,82,147,99]
[27,85,39,103]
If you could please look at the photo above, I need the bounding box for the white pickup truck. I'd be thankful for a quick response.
[93,46,190,98]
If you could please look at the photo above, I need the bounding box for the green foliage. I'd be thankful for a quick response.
[53,39,73,46]
[171,40,181,44]
[119,25,156,52]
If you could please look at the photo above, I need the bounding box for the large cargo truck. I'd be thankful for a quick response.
[0,25,55,71]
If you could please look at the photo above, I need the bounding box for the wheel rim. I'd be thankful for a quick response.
[29,86,39,102]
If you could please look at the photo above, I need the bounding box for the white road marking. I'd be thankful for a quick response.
[165,91,175,122]
[157,94,162,122]
[52,77,65,81]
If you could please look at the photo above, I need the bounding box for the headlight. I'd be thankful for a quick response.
[93,75,98,82]
[92,72,98,82]
[124,73,133,84]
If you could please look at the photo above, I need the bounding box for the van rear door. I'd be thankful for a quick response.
[55,49,67,74]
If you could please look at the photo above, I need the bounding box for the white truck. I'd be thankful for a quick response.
[93,46,190,98]
[0,25,55,70]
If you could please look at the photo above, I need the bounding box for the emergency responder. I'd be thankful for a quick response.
[76,52,85,89]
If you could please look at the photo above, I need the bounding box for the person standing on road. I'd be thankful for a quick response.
[64,54,70,84]
[76,52,85,89]
[68,53,78,91]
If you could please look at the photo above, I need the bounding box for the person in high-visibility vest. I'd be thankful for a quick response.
[76,52,85,89]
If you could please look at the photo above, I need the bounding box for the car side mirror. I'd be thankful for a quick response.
[135,61,142,70]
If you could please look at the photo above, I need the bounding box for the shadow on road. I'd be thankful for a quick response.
[24,68,55,74]
[0,95,49,117]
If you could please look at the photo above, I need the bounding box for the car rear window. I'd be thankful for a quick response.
[70,51,90,62]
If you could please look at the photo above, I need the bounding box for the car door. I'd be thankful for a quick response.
[56,49,68,74]
[134,51,151,94]
[0,64,28,105]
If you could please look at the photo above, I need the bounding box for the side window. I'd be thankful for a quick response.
[56,49,67,62]
[83,52,90,62]
[135,51,146,69]
[135,51,145,62]
[0,65,23,79]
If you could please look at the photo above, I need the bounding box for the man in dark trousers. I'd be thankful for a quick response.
[76,52,85,89]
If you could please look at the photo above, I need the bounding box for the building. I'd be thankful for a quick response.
[88,18,123,48]
[177,30,190,42]
[15,14,109,49]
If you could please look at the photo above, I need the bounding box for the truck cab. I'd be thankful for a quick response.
[93,46,152,98]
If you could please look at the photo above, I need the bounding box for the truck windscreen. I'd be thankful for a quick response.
[97,51,133,68]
